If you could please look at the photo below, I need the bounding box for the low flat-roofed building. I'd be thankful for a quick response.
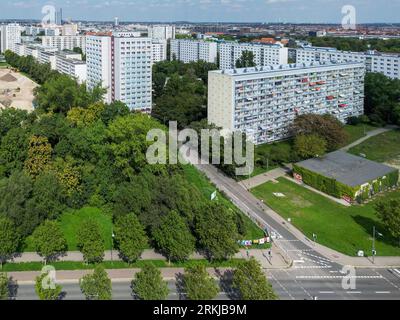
[293,150,399,203]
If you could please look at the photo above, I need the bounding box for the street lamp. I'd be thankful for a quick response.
[372,226,383,264]
[111,228,115,263]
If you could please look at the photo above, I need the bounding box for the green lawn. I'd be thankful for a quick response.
[183,165,270,248]
[1,259,244,272]
[251,177,400,257]
[24,207,113,252]
[348,129,400,163]
[344,124,378,144]
[0,62,9,68]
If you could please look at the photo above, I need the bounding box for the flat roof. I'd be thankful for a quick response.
[296,151,397,187]
[300,46,400,58]
[212,61,364,76]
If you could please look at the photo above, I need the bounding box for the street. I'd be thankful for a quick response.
[13,281,231,300]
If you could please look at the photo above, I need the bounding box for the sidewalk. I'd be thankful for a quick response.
[10,248,290,269]
[239,167,289,189]
[340,126,394,152]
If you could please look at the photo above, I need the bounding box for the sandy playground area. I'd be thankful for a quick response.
[0,68,37,112]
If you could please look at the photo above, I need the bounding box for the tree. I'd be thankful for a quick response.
[76,219,105,264]
[131,264,169,300]
[232,258,277,300]
[0,171,34,237]
[152,211,195,263]
[183,265,219,300]
[0,108,28,139]
[31,220,67,264]
[80,266,112,300]
[0,273,10,300]
[24,135,52,179]
[294,134,327,159]
[0,217,19,267]
[35,271,62,300]
[235,50,256,68]
[290,114,349,151]
[114,214,148,263]
[195,203,239,260]
[375,200,400,245]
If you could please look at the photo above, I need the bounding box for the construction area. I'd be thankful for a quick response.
[0,68,37,112]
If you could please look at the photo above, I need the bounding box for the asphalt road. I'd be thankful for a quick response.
[185,154,400,300]
[13,281,231,300]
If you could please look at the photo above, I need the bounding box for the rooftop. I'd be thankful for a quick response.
[213,61,364,76]
[296,151,397,187]
[300,45,400,58]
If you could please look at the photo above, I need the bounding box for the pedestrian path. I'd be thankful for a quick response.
[10,248,289,270]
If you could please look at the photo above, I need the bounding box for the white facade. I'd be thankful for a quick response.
[61,24,78,36]
[55,52,86,83]
[1,24,21,53]
[148,25,175,40]
[208,62,365,145]
[170,39,218,64]
[86,34,152,112]
[152,40,167,64]
[41,35,86,53]
[296,46,400,79]
[219,42,288,70]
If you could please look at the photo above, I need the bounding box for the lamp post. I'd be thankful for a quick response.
[111,228,115,263]
[372,226,383,264]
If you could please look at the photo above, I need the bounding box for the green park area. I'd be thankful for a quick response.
[251,177,400,257]
[344,124,378,144]
[24,207,114,251]
[348,129,400,165]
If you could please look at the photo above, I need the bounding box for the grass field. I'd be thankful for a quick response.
[348,129,400,164]
[183,165,270,248]
[251,177,400,257]
[0,62,9,68]
[24,207,113,252]
[1,259,244,272]
[344,124,378,144]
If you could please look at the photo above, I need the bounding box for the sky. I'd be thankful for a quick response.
[1,0,400,23]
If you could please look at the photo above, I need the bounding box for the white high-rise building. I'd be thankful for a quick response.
[86,33,152,112]
[151,40,167,64]
[148,25,175,40]
[208,62,365,145]
[219,42,288,70]
[296,46,400,79]
[41,35,86,53]
[0,24,21,53]
[170,39,218,64]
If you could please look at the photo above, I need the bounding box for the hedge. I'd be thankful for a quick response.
[293,164,399,203]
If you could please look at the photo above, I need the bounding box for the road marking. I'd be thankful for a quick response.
[319,291,334,294]
[375,291,391,294]
[296,275,383,280]
[293,260,305,263]
[347,291,362,294]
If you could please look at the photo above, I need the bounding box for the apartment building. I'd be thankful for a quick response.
[148,25,175,40]
[219,42,288,70]
[55,52,87,83]
[170,39,218,64]
[296,46,400,79]
[152,39,167,64]
[0,24,21,53]
[86,33,152,112]
[41,35,86,53]
[208,62,365,145]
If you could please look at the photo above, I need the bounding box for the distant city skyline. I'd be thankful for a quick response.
[0,0,399,24]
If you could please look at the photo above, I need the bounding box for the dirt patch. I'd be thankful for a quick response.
[0,73,17,82]
[0,69,37,112]
[289,195,313,208]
